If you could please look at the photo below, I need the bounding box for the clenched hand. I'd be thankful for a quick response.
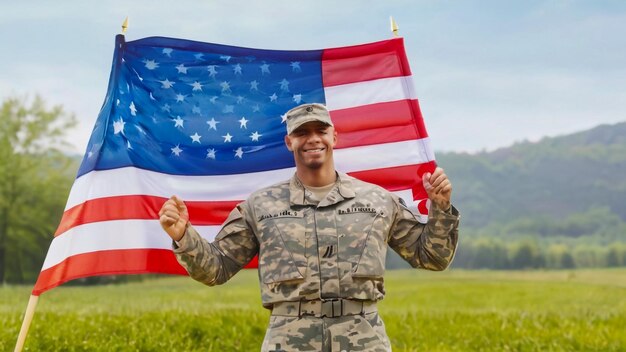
[422,167,452,211]
[158,195,189,241]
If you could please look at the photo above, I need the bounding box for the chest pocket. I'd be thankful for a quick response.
[337,211,389,278]
[257,212,307,284]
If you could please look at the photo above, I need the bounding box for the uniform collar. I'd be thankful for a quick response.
[289,172,356,206]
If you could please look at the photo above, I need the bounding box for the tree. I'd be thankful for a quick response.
[546,244,576,269]
[606,243,623,267]
[0,96,77,283]
[509,240,545,269]
[573,245,602,268]
[560,251,576,269]
[469,238,509,269]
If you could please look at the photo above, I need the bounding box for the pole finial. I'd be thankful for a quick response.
[121,17,129,35]
[390,16,399,37]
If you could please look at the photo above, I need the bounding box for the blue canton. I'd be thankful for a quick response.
[79,36,325,176]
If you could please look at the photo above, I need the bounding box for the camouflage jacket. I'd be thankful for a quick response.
[174,172,460,309]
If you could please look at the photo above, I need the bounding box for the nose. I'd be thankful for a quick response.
[306,132,322,143]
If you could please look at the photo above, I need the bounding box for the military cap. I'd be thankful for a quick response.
[285,103,334,135]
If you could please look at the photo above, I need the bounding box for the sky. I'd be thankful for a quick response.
[1,0,625,154]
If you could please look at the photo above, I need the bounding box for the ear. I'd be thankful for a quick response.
[332,129,338,147]
[284,134,293,151]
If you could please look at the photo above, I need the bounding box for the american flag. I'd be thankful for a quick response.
[33,35,436,295]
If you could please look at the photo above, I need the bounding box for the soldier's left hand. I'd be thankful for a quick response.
[422,167,452,211]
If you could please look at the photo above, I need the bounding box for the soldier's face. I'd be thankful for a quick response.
[285,121,337,170]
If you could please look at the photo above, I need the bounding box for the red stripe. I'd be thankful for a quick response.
[187,200,239,225]
[336,125,419,149]
[417,199,429,214]
[32,249,186,295]
[32,249,258,296]
[331,100,421,133]
[56,195,239,237]
[347,161,436,196]
[410,100,429,140]
[322,38,411,87]
[331,100,428,149]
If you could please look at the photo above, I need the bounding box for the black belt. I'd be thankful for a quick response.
[271,299,377,318]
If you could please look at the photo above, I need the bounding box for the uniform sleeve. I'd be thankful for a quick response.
[387,197,460,271]
[173,202,259,286]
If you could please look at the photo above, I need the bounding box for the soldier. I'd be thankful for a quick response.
[159,103,460,351]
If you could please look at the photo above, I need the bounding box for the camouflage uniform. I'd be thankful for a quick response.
[174,172,460,351]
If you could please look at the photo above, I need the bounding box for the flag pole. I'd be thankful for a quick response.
[390,16,399,37]
[14,295,39,352]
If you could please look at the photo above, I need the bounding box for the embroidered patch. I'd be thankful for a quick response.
[258,210,300,221]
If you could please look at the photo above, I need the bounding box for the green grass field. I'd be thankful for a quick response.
[2,269,625,351]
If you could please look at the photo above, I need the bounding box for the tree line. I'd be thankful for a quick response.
[450,238,626,270]
[385,238,626,270]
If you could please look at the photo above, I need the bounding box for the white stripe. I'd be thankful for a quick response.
[324,76,417,111]
[42,220,220,271]
[65,138,433,210]
[65,166,295,210]
[46,190,425,271]
[335,138,433,172]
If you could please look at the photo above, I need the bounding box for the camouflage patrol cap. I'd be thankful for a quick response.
[285,103,334,135]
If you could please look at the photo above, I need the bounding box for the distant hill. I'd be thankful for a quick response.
[436,121,626,238]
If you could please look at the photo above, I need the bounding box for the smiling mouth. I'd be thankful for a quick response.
[304,148,325,153]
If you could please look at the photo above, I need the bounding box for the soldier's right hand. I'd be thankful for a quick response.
[158,195,189,241]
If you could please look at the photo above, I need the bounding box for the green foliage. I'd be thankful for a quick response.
[450,237,626,270]
[509,240,544,269]
[432,122,626,270]
[464,238,509,269]
[547,244,576,269]
[0,96,77,283]
[437,122,626,231]
[476,207,626,241]
[606,243,625,267]
[2,270,625,351]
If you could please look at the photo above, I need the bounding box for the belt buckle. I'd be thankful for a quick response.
[321,299,343,318]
